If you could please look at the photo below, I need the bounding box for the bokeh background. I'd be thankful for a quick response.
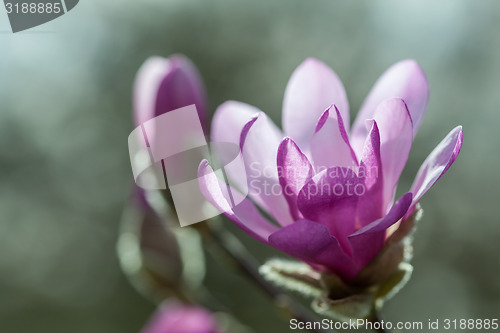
[1,0,499,332]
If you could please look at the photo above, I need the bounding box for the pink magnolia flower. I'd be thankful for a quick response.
[141,302,222,333]
[198,58,462,281]
[131,54,209,213]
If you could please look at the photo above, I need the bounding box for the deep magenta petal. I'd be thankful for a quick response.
[297,167,360,254]
[356,120,385,228]
[268,220,359,280]
[277,137,314,220]
[349,193,412,267]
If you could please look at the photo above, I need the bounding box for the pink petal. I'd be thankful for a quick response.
[198,160,278,243]
[348,192,412,267]
[297,167,360,255]
[372,98,413,211]
[141,302,218,333]
[268,220,359,280]
[351,60,428,155]
[210,101,262,193]
[409,126,463,209]
[310,105,358,172]
[277,137,314,220]
[282,58,349,151]
[356,120,384,228]
[240,113,293,226]
[211,101,261,147]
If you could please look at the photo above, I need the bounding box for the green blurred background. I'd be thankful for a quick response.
[0,0,499,332]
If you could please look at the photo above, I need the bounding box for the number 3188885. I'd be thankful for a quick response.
[5,2,62,14]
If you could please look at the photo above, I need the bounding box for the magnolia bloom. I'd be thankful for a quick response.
[131,54,210,223]
[199,59,462,282]
[141,302,222,333]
